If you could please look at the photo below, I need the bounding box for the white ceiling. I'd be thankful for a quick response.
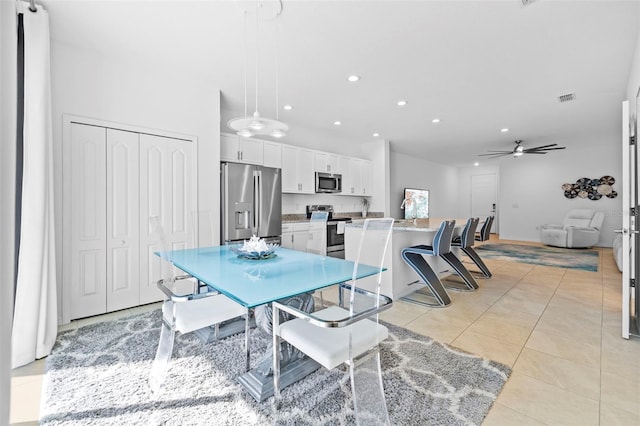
[42,0,639,166]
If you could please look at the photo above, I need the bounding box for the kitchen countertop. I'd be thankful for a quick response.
[282,212,384,223]
[347,218,462,232]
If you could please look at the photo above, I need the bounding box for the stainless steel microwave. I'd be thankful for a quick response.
[315,172,342,193]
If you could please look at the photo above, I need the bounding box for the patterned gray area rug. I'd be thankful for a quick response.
[40,310,510,425]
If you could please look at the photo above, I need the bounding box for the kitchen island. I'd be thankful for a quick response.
[345,218,464,300]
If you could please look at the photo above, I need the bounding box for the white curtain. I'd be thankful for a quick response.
[12,2,57,368]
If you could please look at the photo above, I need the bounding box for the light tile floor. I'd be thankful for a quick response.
[10,238,640,425]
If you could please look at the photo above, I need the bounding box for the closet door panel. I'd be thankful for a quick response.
[70,123,107,319]
[168,139,195,253]
[139,134,196,304]
[106,129,140,312]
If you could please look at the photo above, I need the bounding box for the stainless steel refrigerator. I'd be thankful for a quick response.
[221,162,282,244]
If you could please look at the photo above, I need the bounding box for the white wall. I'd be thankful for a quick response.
[0,0,17,421]
[625,5,640,117]
[390,152,459,219]
[498,139,622,246]
[50,42,221,321]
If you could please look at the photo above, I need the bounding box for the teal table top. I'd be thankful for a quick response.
[165,246,382,308]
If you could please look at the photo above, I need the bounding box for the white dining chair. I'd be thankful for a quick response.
[148,216,247,392]
[273,218,395,425]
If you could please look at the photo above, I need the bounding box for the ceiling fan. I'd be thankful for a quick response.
[478,140,566,159]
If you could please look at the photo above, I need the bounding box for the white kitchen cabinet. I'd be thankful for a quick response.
[349,158,363,195]
[338,156,351,195]
[306,221,327,255]
[281,222,310,251]
[263,141,282,168]
[281,223,294,249]
[220,133,263,164]
[361,160,372,196]
[339,157,371,196]
[66,122,196,320]
[282,145,315,194]
[314,152,339,173]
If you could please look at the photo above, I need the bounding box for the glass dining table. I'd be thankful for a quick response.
[163,245,383,400]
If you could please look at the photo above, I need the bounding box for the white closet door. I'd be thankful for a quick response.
[106,129,140,312]
[69,123,107,319]
[139,134,196,304]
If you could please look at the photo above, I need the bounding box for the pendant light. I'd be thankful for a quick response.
[228,0,288,139]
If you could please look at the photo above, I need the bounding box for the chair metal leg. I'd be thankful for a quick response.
[440,252,479,291]
[149,319,175,393]
[350,347,390,425]
[400,249,451,307]
[462,246,492,278]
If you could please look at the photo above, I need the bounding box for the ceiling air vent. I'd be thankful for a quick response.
[558,93,576,103]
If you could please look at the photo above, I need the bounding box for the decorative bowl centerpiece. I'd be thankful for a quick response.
[230,235,279,260]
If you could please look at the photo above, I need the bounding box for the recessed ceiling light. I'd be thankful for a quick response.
[474,162,480,167]
[347,75,360,82]
[432,118,440,124]
[283,105,293,111]
[396,100,407,107]
[334,121,341,126]
[373,133,380,137]
[501,128,509,133]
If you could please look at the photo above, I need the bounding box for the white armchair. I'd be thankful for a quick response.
[540,209,605,248]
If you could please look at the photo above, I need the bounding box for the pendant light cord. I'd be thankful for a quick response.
[243,10,248,118]
[255,2,259,115]
[275,15,280,120]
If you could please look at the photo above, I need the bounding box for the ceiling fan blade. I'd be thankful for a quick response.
[528,143,558,150]
[524,151,547,154]
[478,152,511,158]
[477,152,511,157]
[537,146,566,151]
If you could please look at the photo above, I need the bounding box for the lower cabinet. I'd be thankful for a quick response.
[281,223,310,252]
[65,121,196,320]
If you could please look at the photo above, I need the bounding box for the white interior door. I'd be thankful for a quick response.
[622,100,639,339]
[106,129,140,312]
[69,123,107,319]
[139,134,196,304]
[471,173,497,232]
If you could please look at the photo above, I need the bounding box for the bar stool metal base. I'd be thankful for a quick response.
[461,246,492,278]
[401,249,452,307]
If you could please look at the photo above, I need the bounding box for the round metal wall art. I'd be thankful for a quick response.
[561,176,617,200]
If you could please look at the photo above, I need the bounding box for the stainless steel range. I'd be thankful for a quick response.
[306,205,352,259]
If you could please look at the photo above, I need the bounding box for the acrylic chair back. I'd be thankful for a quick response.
[458,217,480,248]
[191,210,216,248]
[346,218,394,317]
[307,211,329,255]
[347,217,394,425]
[151,215,196,297]
[431,220,456,256]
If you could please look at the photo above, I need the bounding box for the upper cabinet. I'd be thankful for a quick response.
[220,133,263,165]
[282,145,315,194]
[361,160,372,196]
[220,133,371,197]
[314,152,340,173]
[263,141,282,169]
[340,158,372,196]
